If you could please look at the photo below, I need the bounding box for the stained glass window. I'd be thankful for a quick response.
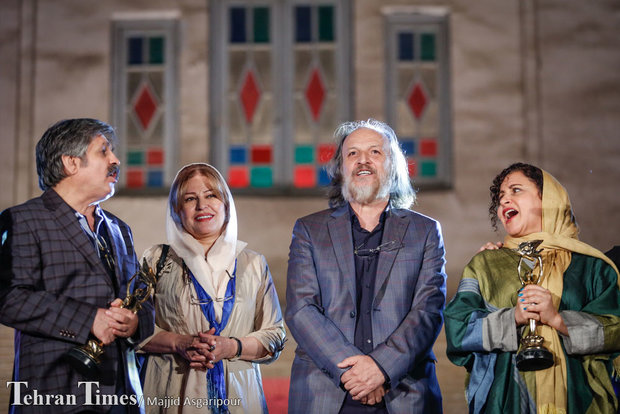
[386,12,452,188]
[210,1,351,193]
[292,3,339,188]
[111,20,179,191]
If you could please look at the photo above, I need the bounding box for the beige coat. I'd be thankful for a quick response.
[138,244,285,413]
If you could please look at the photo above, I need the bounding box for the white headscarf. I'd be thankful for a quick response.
[165,163,247,321]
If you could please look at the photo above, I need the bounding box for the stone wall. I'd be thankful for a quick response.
[1,0,619,411]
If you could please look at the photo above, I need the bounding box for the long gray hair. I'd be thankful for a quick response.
[326,118,415,209]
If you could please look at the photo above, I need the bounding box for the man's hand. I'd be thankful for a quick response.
[337,355,385,400]
[91,308,117,345]
[361,386,385,405]
[106,298,139,339]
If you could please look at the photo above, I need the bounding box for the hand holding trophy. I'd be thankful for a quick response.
[64,259,158,379]
[514,240,554,371]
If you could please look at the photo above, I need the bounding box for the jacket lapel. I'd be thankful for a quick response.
[43,190,115,291]
[101,210,125,296]
[374,210,409,305]
[327,206,357,304]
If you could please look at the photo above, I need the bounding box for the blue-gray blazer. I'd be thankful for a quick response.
[286,204,446,413]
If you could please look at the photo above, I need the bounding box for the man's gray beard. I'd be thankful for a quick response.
[342,173,390,205]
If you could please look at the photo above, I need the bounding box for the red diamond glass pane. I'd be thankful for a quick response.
[240,70,261,123]
[134,84,158,130]
[305,68,325,121]
[407,83,427,120]
[294,166,316,188]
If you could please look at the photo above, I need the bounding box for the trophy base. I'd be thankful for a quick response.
[63,347,101,380]
[516,347,554,371]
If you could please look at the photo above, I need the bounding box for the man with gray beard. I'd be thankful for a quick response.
[286,119,447,413]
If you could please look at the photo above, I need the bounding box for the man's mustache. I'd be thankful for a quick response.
[353,164,376,175]
[107,164,120,177]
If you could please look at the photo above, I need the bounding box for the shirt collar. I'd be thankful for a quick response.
[348,202,389,232]
[74,204,105,235]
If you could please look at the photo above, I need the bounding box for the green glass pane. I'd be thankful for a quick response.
[149,37,164,64]
[421,33,435,61]
[420,160,437,177]
[295,145,314,164]
[318,6,334,42]
[127,150,144,166]
[253,7,270,43]
[251,167,272,187]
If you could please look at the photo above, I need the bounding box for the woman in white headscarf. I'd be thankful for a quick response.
[138,163,285,413]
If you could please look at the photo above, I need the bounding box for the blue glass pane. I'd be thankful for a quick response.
[318,167,331,186]
[230,7,247,43]
[400,140,416,156]
[128,37,143,65]
[295,6,312,43]
[398,32,414,61]
[230,146,247,164]
[147,170,164,187]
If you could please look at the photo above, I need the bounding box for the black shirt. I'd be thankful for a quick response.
[339,205,388,414]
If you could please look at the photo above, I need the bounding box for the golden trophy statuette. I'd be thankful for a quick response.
[514,240,554,371]
[64,259,158,379]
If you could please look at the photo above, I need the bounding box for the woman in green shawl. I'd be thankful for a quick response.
[445,163,620,414]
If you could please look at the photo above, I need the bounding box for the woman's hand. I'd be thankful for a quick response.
[196,328,240,363]
[173,333,214,370]
[515,285,568,335]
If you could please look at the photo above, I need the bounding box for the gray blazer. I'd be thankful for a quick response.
[0,189,154,413]
[286,205,446,413]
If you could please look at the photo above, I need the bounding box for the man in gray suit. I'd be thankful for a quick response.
[286,119,447,413]
[0,118,154,413]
